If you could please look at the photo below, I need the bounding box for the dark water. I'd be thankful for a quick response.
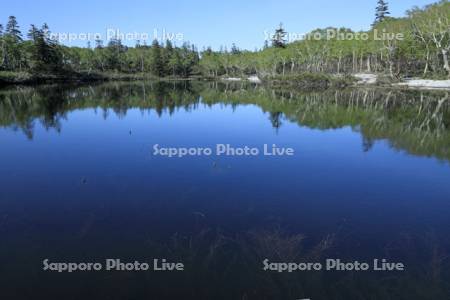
[0,81,449,300]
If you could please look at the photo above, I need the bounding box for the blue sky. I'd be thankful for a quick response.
[1,0,435,50]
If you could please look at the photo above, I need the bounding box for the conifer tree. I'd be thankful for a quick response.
[95,38,103,49]
[150,39,164,76]
[105,37,126,71]
[0,24,4,69]
[168,50,182,76]
[373,0,390,26]
[272,23,287,48]
[6,16,22,42]
[165,40,174,53]
[27,24,39,40]
[231,43,240,54]
[4,16,23,70]
[28,24,63,73]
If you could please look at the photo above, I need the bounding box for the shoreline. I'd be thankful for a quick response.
[0,72,198,87]
[1,71,450,91]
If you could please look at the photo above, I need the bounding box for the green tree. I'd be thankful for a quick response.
[163,40,174,75]
[27,24,63,73]
[93,39,107,71]
[373,0,390,26]
[4,16,23,70]
[409,1,450,76]
[150,39,164,76]
[6,16,22,42]
[272,23,287,48]
[168,50,182,76]
[231,43,240,54]
[0,24,5,69]
[105,37,127,71]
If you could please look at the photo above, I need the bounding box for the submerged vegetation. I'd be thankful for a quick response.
[1,1,450,85]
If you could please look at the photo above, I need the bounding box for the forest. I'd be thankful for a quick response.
[200,0,450,79]
[0,0,449,84]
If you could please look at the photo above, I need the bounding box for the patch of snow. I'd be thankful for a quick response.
[248,75,262,83]
[223,77,242,81]
[396,79,450,90]
[354,73,378,85]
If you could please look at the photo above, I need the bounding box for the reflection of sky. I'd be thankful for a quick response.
[1,101,450,287]
[1,103,449,211]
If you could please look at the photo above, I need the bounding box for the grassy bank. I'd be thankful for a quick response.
[9,71,450,91]
[1,71,356,88]
[0,71,106,86]
[264,73,357,89]
[0,71,198,86]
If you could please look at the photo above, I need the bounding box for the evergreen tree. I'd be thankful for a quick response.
[163,39,174,75]
[4,16,23,70]
[168,50,182,76]
[231,43,240,54]
[374,0,390,25]
[204,46,213,56]
[0,24,4,70]
[105,37,126,71]
[95,38,103,49]
[165,39,174,53]
[6,16,22,42]
[272,23,287,48]
[27,25,39,41]
[150,39,164,76]
[28,24,63,73]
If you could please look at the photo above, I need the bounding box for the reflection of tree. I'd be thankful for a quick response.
[362,136,375,152]
[269,112,283,132]
[0,85,69,139]
[0,81,202,138]
[202,85,450,162]
[0,82,449,162]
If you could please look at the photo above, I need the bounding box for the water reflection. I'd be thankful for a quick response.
[1,82,450,299]
[1,82,449,161]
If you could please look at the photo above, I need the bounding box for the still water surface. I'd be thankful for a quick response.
[0,82,449,299]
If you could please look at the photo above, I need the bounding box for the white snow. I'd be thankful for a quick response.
[396,79,450,90]
[248,75,262,83]
[354,73,378,85]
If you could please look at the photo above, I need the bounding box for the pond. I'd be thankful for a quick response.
[0,81,449,299]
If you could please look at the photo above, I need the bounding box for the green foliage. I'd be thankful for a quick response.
[373,0,391,26]
[0,16,200,78]
[1,1,450,80]
[6,16,22,42]
[266,72,356,89]
[104,38,127,71]
[272,23,287,48]
[197,1,450,79]
[27,24,63,73]
[149,39,164,76]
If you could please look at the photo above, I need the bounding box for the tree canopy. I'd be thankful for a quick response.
[0,1,449,79]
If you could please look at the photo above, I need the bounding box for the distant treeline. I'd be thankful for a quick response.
[0,0,449,79]
[200,0,450,79]
[0,19,200,77]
